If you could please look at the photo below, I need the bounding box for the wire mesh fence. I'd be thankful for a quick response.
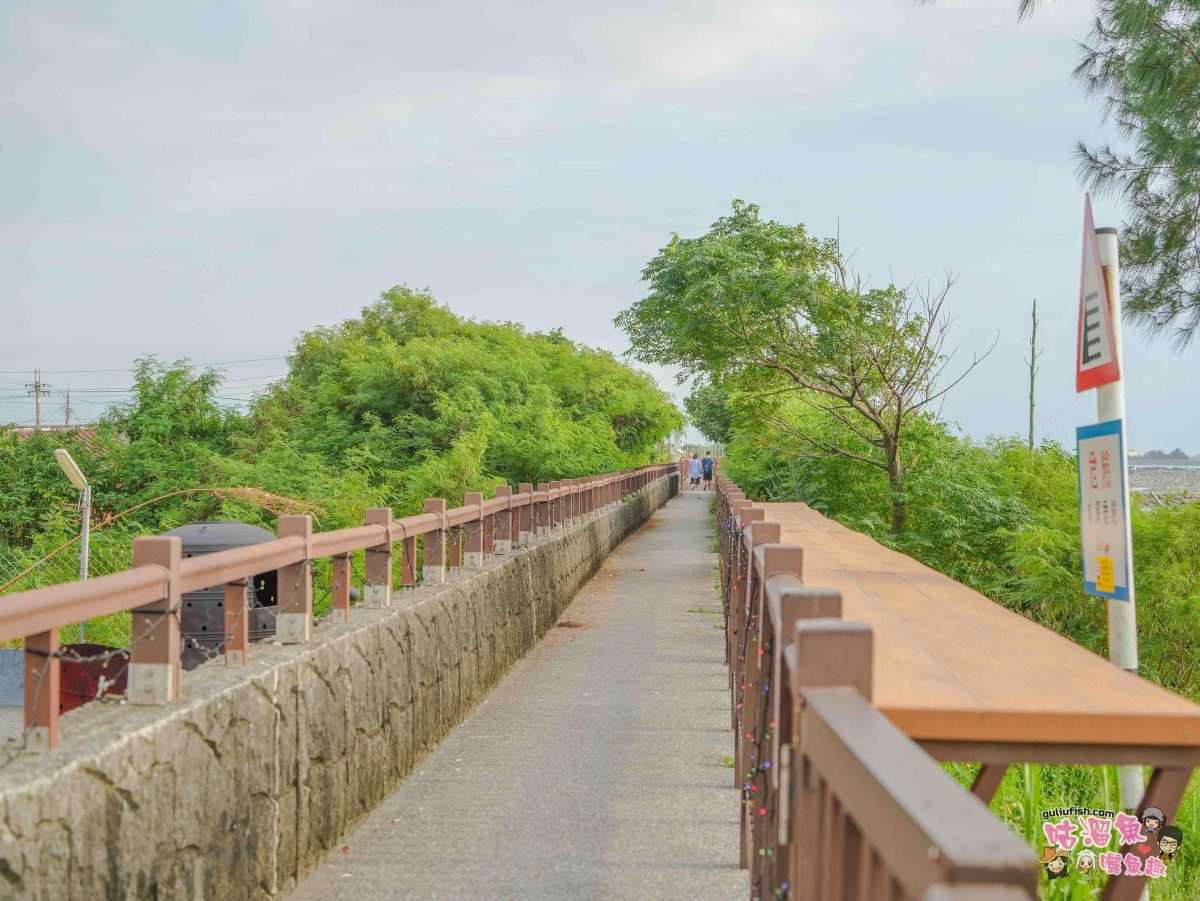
[0,543,132,595]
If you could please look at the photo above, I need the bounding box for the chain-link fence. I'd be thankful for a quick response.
[0,543,132,593]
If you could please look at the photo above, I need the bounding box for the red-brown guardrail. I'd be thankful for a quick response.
[2,464,674,753]
[715,471,1038,900]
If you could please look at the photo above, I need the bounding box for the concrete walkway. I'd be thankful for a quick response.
[290,489,744,901]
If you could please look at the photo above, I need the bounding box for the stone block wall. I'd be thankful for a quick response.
[0,473,677,900]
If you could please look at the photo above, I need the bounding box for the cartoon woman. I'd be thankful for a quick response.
[1141,806,1165,836]
[1075,849,1097,874]
[1158,825,1183,861]
[1039,846,1070,879]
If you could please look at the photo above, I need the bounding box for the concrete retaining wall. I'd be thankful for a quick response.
[0,474,677,900]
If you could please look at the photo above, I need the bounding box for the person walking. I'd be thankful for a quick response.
[687,454,702,491]
[701,451,715,490]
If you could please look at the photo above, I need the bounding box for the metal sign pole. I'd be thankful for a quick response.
[1095,226,1143,813]
[78,484,90,643]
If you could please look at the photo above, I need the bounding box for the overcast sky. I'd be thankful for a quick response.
[2,0,1196,450]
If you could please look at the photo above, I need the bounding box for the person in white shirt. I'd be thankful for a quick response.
[687,454,702,490]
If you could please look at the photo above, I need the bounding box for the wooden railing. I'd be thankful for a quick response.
[716,471,1038,900]
[2,465,674,752]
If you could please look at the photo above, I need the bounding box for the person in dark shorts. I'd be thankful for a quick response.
[687,453,702,490]
[701,451,715,490]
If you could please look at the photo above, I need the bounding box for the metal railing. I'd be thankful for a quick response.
[1,465,673,753]
[715,471,1038,901]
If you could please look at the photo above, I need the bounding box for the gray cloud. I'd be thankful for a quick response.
[2,0,1196,450]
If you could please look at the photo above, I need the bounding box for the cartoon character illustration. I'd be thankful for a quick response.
[1140,806,1165,836]
[1158,825,1183,862]
[1040,846,1071,879]
[1075,849,1097,874]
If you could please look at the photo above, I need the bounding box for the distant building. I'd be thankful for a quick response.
[3,425,99,445]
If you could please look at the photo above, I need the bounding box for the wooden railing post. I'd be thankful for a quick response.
[225,578,251,661]
[23,629,59,751]
[494,485,513,554]
[423,498,446,583]
[735,518,780,866]
[518,483,533,545]
[536,482,551,539]
[129,535,183,703]
[400,526,417,589]
[276,515,313,643]
[550,481,563,532]
[464,492,484,567]
[331,558,351,622]
[789,620,874,898]
[364,508,393,607]
[482,499,495,563]
[448,516,463,575]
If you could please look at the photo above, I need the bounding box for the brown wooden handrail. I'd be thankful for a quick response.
[715,470,1038,900]
[795,685,1037,898]
[4,463,675,753]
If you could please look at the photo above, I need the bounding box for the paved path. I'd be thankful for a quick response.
[290,489,743,901]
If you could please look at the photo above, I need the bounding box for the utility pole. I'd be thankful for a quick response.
[1027,299,1040,450]
[25,370,50,430]
[63,386,73,427]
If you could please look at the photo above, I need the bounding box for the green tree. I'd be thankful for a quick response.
[1076,0,1200,348]
[256,287,682,505]
[616,201,986,533]
[683,381,734,445]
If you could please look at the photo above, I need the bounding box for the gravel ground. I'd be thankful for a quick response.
[1129,466,1200,504]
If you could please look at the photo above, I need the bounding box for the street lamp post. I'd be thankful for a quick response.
[54,449,90,643]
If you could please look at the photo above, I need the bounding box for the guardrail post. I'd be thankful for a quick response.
[364,508,393,607]
[401,527,417,588]
[769,580,840,786]
[423,498,446,583]
[225,578,251,662]
[790,620,873,898]
[536,483,551,539]
[129,535,183,703]
[276,515,313,643]
[464,492,484,567]
[330,558,351,622]
[518,482,533,545]
[550,481,562,532]
[494,485,513,554]
[448,516,462,575]
[482,503,495,562]
[23,629,59,751]
[735,518,780,865]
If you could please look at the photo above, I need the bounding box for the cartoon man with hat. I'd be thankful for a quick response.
[1040,846,1070,879]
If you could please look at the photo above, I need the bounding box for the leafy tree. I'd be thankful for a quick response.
[1075,0,1200,348]
[616,201,986,533]
[255,287,682,508]
[2,288,681,563]
[683,381,734,445]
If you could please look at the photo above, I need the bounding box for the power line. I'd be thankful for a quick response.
[0,355,287,375]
